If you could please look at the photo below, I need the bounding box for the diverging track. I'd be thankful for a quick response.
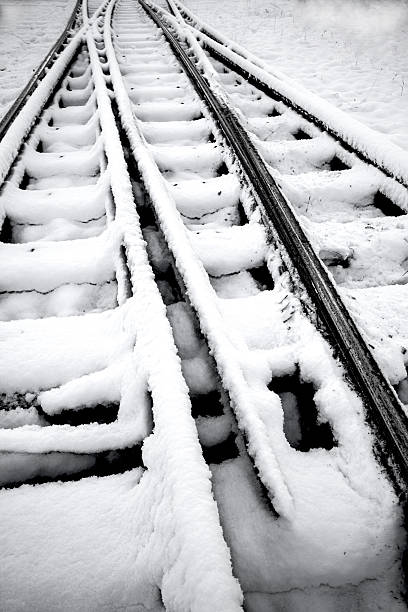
[0,0,407,610]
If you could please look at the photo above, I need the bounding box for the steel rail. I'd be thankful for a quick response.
[167,0,408,191]
[140,0,408,488]
[0,0,83,142]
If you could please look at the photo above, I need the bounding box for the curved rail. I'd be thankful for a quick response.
[0,0,83,142]
[140,0,408,489]
[168,0,408,191]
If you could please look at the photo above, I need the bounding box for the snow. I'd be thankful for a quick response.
[87,0,104,16]
[166,301,202,358]
[189,223,267,276]
[151,142,223,178]
[135,98,202,121]
[182,345,218,394]
[0,0,77,121]
[1,457,242,610]
[0,470,152,609]
[168,1,408,399]
[0,280,116,321]
[303,214,408,289]
[0,451,97,486]
[175,0,408,187]
[259,133,337,174]
[169,173,240,217]
[195,412,232,447]
[210,270,259,299]
[0,229,116,292]
[341,284,408,385]
[140,116,211,144]
[276,164,393,223]
[218,290,289,351]
[0,302,135,401]
[1,175,109,225]
[0,25,84,186]
[24,135,103,177]
[143,225,173,273]
[180,0,408,152]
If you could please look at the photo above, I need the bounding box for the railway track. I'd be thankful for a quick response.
[1,0,407,610]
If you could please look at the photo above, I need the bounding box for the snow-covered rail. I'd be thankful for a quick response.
[0,0,83,144]
[0,0,407,609]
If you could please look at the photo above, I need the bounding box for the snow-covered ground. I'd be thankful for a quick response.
[183,0,408,150]
[0,0,76,121]
[0,0,407,610]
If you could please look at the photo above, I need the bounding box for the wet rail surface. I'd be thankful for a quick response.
[0,0,407,610]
